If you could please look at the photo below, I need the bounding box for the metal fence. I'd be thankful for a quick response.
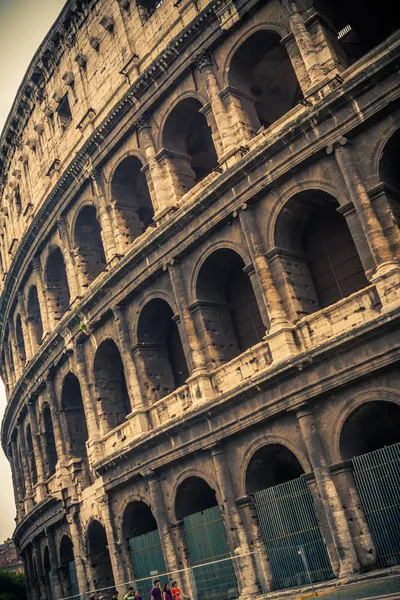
[352,441,400,568]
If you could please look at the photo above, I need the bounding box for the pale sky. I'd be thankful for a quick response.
[0,0,67,541]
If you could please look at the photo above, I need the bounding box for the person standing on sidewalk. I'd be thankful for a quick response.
[124,587,136,600]
[151,579,162,600]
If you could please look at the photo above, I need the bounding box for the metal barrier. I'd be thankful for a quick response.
[352,441,400,568]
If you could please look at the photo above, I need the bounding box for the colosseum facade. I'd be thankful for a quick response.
[1,0,400,598]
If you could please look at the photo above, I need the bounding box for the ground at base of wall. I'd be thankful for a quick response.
[263,568,400,600]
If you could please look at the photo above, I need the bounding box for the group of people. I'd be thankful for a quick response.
[89,579,188,600]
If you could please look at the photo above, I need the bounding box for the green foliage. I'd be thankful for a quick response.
[0,570,26,600]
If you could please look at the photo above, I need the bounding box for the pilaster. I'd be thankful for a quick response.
[91,168,118,263]
[28,397,47,500]
[32,257,51,338]
[57,216,82,302]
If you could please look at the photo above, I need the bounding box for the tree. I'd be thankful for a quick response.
[0,570,27,600]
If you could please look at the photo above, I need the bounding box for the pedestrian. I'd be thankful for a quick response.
[162,583,172,600]
[171,581,189,600]
[111,591,120,600]
[135,591,142,600]
[124,587,136,600]
[151,579,162,600]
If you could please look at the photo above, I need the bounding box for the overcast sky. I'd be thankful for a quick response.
[0,0,66,541]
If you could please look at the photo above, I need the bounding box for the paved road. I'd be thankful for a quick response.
[297,575,400,600]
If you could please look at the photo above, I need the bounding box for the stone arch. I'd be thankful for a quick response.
[331,390,400,462]
[156,90,210,149]
[110,155,154,248]
[227,27,302,134]
[86,519,115,591]
[59,535,77,599]
[93,338,131,433]
[245,442,305,495]
[15,313,26,365]
[375,126,400,252]
[26,422,37,487]
[239,434,311,497]
[162,97,218,192]
[369,117,400,185]
[44,246,70,321]
[136,297,189,404]
[175,475,218,521]
[73,204,106,285]
[194,248,264,368]
[41,402,57,478]
[272,188,368,316]
[27,285,43,346]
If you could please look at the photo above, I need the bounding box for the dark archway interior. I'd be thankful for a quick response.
[15,315,26,364]
[94,339,131,432]
[61,373,89,461]
[229,30,302,132]
[59,536,75,598]
[27,286,43,346]
[42,403,57,477]
[26,424,38,486]
[246,444,304,494]
[111,156,154,247]
[163,98,218,191]
[379,130,400,232]
[45,248,70,320]
[175,476,217,520]
[87,520,115,590]
[196,249,264,367]
[122,501,158,541]
[74,205,106,284]
[43,546,50,573]
[137,298,189,401]
[340,401,400,460]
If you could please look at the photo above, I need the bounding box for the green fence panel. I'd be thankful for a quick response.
[129,529,168,599]
[254,477,334,591]
[184,505,238,600]
[352,441,400,568]
[68,560,80,600]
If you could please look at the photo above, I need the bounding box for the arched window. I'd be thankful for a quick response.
[15,314,26,365]
[245,444,304,494]
[195,249,264,368]
[26,424,37,487]
[229,30,302,134]
[87,521,115,591]
[137,298,189,404]
[74,205,106,285]
[378,129,400,253]
[59,536,79,600]
[274,191,368,316]
[27,286,43,346]
[42,403,57,477]
[111,156,154,248]
[162,98,218,192]
[94,339,131,432]
[45,248,70,320]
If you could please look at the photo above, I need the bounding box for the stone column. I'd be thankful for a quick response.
[25,547,39,600]
[28,398,47,500]
[47,527,64,600]
[67,511,89,596]
[112,305,149,433]
[99,494,129,586]
[57,217,82,302]
[46,374,68,467]
[296,405,359,576]
[17,420,34,512]
[235,496,274,592]
[4,342,16,391]
[17,292,33,361]
[73,340,104,464]
[32,257,51,338]
[8,442,25,521]
[91,168,118,263]
[9,321,22,381]
[34,540,48,600]
[238,205,297,359]
[195,51,237,158]
[137,116,171,219]
[281,0,326,85]
[211,445,259,597]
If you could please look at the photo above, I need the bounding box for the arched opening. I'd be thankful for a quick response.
[87,520,115,591]
[45,248,70,320]
[378,130,400,252]
[229,30,302,134]
[122,501,166,596]
[61,373,91,486]
[26,424,38,487]
[245,444,333,590]
[340,400,400,568]
[59,536,79,600]
[42,403,57,478]
[43,546,53,600]
[111,156,154,248]
[340,401,400,461]
[15,314,26,364]
[137,298,189,404]
[94,339,131,432]
[195,249,264,368]
[27,286,43,346]
[74,205,106,284]
[163,98,218,192]
[175,477,236,600]
[275,191,368,317]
